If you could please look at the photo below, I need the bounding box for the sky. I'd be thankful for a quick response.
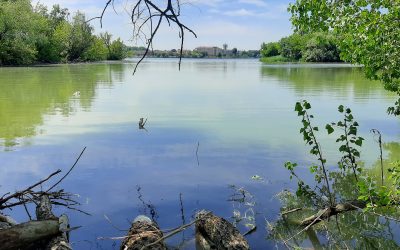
[32,0,294,50]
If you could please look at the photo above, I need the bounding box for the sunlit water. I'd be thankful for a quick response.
[0,59,399,249]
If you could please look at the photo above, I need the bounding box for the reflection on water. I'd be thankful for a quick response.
[0,59,399,249]
[0,63,124,150]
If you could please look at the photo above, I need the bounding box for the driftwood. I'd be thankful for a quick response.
[0,196,72,250]
[0,220,60,250]
[300,200,366,227]
[121,215,166,250]
[195,210,249,250]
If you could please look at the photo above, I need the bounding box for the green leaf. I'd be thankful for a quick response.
[325,124,334,134]
[295,102,302,112]
[355,137,364,146]
[338,105,344,113]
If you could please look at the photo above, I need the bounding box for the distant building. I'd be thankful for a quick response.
[194,46,224,57]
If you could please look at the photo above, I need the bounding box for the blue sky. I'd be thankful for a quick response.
[33,0,294,50]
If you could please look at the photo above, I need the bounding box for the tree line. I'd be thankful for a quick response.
[260,32,341,63]
[0,0,127,66]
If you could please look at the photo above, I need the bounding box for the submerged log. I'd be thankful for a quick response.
[195,210,249,250]
[121,215,166,250]
[300,200,367,227]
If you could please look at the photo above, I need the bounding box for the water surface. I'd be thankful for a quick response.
[0,59,399,249]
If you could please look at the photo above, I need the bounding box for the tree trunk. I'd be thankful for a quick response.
[195,210,249,250]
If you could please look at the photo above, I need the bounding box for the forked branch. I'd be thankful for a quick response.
[91,0,197,74]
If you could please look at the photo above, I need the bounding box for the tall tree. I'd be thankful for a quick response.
[68,11,94,61]
[0,0,38,65]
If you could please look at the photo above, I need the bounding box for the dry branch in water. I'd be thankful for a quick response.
[91,0,196,74]
[300,200,366,227]
[0,147,86,249]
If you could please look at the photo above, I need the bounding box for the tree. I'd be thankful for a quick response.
[303,32,341,62]
[83,35,108,61]
[0,0,38,65]
[68,11,94,61]
[100,32,112,55]
[260,42,280,57]
[108,38,126,60]
[279,34,305,60]
[232,48,238,57]
[289,0,400,114]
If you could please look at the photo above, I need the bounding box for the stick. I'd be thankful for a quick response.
[281,208,302,216]
[0,170,61,205]
[47,147,86,192]
[283,208,329,244]
[195,142,199,166]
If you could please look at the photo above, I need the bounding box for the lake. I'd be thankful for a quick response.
[0,59,399,249]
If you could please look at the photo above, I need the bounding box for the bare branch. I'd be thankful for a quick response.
[93,0,197,74]
[47,147,87,192]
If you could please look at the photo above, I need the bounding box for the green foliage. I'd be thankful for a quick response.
[294,100,333,205]
[259,55,292,63]
[83,36,108,61]
[279,34,305,61]
[288,0,400,114]
[303,32,341,62]
[260,32,341,63]
[0,1,126,65]
[328,106,364,181]
[0,0,38,65]
[108,38,127,60]
[260,42,280,57]
[68,11,93,61]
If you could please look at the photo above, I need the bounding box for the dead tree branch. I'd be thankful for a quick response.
[92,0,196,74]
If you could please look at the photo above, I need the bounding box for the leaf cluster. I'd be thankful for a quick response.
[288,0,400,114]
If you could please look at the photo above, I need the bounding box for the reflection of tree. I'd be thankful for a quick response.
[260,65,396,99]
[0,63,123,150]
[271,206,399,249]
[271,187,400,249]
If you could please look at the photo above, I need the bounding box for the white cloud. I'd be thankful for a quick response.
[223,8,255,17]
[238,0,268,7]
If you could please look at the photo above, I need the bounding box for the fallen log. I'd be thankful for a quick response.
[121,215,166,250]
[300,200,366,227]
[0,220,60,250]
[195,210,249,250]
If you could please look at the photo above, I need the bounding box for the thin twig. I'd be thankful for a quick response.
[0,169,62,205]
[350,204,400,222]
[195,141,200,166]
[283,208,329,244]
[371,129,384,186]
[47,147,87,192]
[265,219,292,250]
[281,208,302,216]
[104,214,129,232]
